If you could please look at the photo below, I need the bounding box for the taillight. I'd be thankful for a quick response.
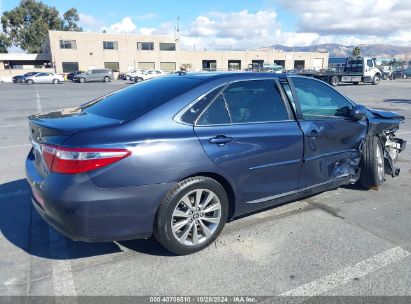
[41,144,131,174]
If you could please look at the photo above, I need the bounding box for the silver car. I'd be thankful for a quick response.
[73,69,113,83]
[24,72,64,84]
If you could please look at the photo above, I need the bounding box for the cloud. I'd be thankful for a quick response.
[104,17,174,36]
[277,0,411,36]
[136,13,156,20]
[80,5,411,50]
[79,13,99,26]
[179,10,335,49]
[176,6,411,49]
[110,17,137,33]
[181,10,283,49]
[78,13,106,32]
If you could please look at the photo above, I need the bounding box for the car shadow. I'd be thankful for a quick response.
[340,183,370,191]
[383,99,411,105]
[0,179,172,259]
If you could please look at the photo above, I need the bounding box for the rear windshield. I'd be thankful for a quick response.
[82,76,203,120]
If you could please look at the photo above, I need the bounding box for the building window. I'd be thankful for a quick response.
[103,41,118,50]
[274,60,285,67]
[202,60,217,71]
[137,42,154,50]
[252,59,264,66]
[104,62,120,72]
[59,40,77,49]
[138,62,155,69]
[228,60,241,71]
[62,62,79,73]
[159,43,176,51]
[294,60,305,70]
[160,62,176,71]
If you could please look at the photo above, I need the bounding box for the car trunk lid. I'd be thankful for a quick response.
[28,108,122,176]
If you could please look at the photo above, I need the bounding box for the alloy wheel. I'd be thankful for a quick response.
[171,189,222,246]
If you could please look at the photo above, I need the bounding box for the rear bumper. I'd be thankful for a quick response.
[25,151,174,242]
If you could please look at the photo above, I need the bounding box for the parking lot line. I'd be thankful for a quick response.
[279,246,410,296]
[0,144,31,150]
[35,86,42,113]
[0,124,23,128]
[48,228,77,298]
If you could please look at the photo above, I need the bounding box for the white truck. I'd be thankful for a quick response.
[302,56,382,86]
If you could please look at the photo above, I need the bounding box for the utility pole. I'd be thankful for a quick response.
[175,17,180,70]
[175,17,180,43]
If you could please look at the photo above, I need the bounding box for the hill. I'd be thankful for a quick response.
[257,44,411,58]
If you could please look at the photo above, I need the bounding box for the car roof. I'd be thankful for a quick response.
[167,71,287,81]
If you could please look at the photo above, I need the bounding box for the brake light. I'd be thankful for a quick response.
[41,145,131,174]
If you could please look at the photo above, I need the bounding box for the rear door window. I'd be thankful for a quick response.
[180,87,222,124]
[196,95,230,125]
[222,80,289,123]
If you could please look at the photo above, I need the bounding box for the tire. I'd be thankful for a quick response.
[372,74,380,85]
[154,176,229,255]
[353,82,360,85]
[136,77,143,83]
[52,79,59,84]
[359,136,385,188]
[79,77,86,83]
[27,79,34,85]
[329,76,339,86]
[104,76,110,82]
[125,75,130,81]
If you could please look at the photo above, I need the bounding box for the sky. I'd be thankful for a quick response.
[1,0,411,50]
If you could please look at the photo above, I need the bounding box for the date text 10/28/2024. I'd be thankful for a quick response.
[149,296,257,303]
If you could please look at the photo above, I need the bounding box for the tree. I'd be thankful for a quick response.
[352,46,361,57]
[62,8,82,32]
[0,33,11,53]
[1,0,82,53]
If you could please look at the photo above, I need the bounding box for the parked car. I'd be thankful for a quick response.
[73,69,113,83]
[131,69,165,82]
[262,64,284,73]
[286,69,300,74]
[24,72,64,84]
[245,63,263,72]
[301,69,317,74]
[393,68,411,79]
[26,73,406,255]
[12,72,39,83]
[123,69,145,80]
[378,66,393,80]
[67,71,84,81]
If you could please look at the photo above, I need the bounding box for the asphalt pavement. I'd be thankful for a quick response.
[0,79,410,300]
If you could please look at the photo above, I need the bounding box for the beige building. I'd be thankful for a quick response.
[0,30,328,79]
[46,30,328,74]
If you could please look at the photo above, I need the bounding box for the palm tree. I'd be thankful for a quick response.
[352,47,361,57]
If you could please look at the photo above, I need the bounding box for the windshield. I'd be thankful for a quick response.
[82,76,204,121]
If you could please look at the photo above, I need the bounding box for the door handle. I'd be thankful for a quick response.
[306,130,322,139]
[209,135,233,145]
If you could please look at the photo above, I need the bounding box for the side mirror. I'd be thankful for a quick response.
[350,104,367,121]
